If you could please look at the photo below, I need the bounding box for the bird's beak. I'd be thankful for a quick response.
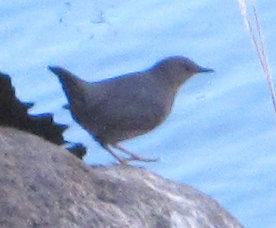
[198,67,215,73]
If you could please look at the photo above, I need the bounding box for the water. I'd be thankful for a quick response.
[1,0,276,227]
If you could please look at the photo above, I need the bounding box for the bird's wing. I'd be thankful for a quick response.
[85,74,172,133]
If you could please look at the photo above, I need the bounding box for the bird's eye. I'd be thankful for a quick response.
[181,63,190,71]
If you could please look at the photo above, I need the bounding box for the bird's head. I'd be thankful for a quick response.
[151,56,214,89]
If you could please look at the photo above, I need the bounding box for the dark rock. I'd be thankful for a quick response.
[67,143,87,159]
[0,127,243,228]
[0,71,87,159]
[0,71,67,145]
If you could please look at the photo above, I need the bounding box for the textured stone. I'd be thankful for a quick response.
[0,127,243,228]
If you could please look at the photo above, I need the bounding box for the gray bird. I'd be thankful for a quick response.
[48,56,214,164]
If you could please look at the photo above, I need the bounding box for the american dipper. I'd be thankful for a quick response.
[48,56,214,164]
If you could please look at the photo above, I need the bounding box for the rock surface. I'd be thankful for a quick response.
[0,127,243,228]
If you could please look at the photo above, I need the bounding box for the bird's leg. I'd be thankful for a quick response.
[101,144,128,165]
[111,144,159,162]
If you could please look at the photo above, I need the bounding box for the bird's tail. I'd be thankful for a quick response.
[48,66,86,107]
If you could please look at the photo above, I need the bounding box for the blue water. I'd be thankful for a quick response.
[1,1,276,227]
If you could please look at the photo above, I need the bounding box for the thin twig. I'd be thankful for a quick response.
[238,0,276,116]
[251,2,276,111]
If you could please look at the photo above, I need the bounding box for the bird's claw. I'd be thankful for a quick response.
[114,155,159,165]
[125,155,159,163]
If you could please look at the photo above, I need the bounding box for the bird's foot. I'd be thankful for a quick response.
[126,154,159,163]
[111,143,159,163]
[117,158,129,165]
[113,156,158,165]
